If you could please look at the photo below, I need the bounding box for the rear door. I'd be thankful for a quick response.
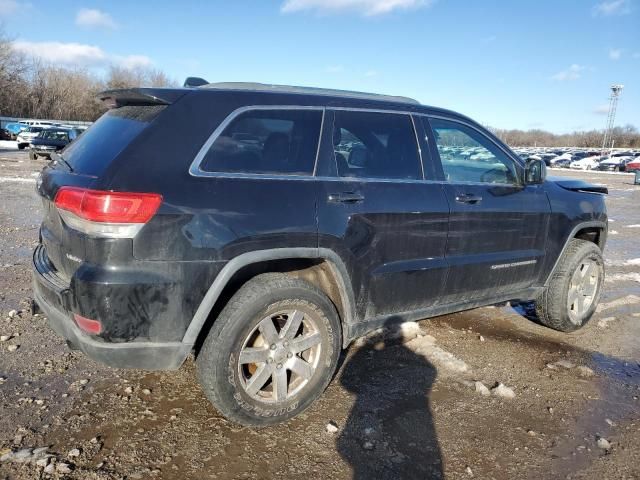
[422,116,551,302]
[317,109,450,321]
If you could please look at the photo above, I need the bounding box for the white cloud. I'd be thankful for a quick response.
[0,0,29,16]
[551,64,585,81]
[364,70,378,77]
[609,48,622,60]
[281,0,433,16]
[75,8,117,29]
[117,54,153,69]
[593,104,610,114]
[12,40,151,69]
[592,0,632,16]
[325,65,345,73]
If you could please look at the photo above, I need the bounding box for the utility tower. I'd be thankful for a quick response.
[601,84,624,155]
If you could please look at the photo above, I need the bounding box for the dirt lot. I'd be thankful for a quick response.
[0,144,639,480]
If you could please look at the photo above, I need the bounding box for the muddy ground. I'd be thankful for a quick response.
[0,145,639,479]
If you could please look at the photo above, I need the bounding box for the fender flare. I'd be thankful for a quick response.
[181,247,356,346]
[544,220,607,286]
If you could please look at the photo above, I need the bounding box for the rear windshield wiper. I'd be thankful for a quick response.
[52,152,74,173]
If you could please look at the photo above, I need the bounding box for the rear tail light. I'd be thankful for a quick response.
[73,313,102,335]
[54,187,162,238]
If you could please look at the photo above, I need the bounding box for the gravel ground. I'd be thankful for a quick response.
[0,146,639,480]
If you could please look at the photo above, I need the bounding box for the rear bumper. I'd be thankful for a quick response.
[32,246,191,370]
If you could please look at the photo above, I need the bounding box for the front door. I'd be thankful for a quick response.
[424,117,551,302]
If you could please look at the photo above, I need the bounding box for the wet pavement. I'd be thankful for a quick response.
[0,147,639,479]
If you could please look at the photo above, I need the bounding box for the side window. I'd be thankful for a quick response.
[201,109,323,175]
[427,118,518,185]
[332,110,422,180]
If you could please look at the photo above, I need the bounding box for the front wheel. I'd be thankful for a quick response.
[197,273,342,426]
[536,239,604,332]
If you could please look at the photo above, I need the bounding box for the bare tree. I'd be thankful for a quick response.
[0,27,29,117]
[105,65,175,90]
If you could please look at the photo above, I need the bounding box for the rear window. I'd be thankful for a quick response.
[61,105,165,176]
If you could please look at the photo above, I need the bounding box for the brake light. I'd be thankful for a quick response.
[54,187,162,238]
[73,313,102,335]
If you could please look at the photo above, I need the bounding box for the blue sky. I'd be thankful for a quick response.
[1,0,638,133]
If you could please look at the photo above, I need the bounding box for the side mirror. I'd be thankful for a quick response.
[525,158,547,184]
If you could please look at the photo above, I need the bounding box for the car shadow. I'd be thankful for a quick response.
[336,318,443,479]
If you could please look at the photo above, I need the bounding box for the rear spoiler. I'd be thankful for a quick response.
[97,88,188,108]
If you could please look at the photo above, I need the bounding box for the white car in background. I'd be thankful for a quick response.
[550,152,573,167]
[569,155,601,170]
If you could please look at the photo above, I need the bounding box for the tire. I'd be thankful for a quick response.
[18,144,26,150]
[29,151,37,160]
[535,239,604,332]
[197,273,342,426]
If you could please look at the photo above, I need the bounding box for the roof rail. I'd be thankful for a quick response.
[201,82,420,105]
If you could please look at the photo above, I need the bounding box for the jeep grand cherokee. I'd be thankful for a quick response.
[33,82,608,425]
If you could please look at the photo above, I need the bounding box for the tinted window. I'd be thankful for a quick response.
[427,118,518,184]
[332,110,421,180]
[201,109,323,175]
[61,105,165,177]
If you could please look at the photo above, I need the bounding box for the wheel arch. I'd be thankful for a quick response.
[182,248,356,349]
[544,221,607,286]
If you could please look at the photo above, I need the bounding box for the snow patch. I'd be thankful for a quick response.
[606,273,640,283]
[597,294,640,312]
[405,335,470,374]
[627,225,640,228]
[625,258,640,266]
[0,140,18,150]
[0,177,36,184]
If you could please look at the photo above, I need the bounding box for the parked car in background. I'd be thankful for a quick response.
[28,128,81,160]
[626,158,640,172]
[0,128,12,140]
[4,122,29,139]
[20,120,54,127]
[570,155,601,170]
[16,126,47,149]
[597,156,634,172]
[550,153,572,168]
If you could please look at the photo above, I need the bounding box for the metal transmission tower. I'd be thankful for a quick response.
[601,84,624,156]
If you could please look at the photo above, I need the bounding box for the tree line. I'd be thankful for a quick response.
[491,125,640,149]
[0,29,174,122]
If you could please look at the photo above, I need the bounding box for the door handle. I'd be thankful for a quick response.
[328,192,365,203]
[455,194,483,204]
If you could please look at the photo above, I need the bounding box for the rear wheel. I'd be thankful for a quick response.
[197,273,342,426]
[536,239,604,332]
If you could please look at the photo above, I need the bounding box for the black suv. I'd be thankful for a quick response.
[33,82,608,425]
